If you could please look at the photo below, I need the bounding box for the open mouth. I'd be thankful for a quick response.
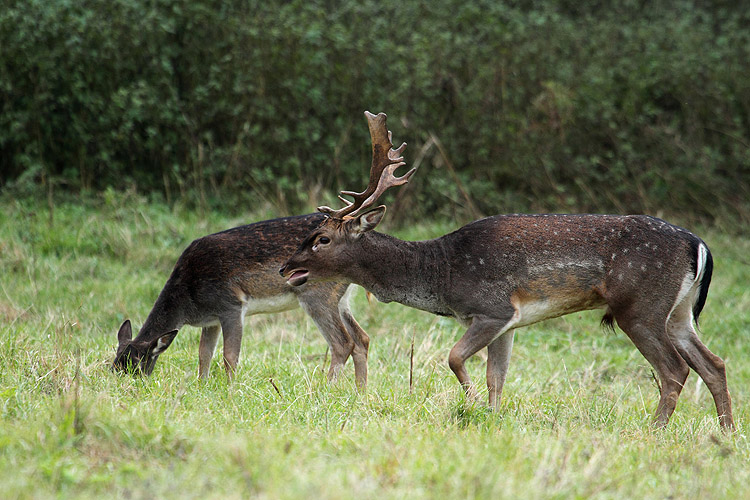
[287,269,309,286]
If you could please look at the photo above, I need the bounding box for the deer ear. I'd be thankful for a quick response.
[149,330,178,356]
[117,320,133,344]
[354,205,386,234]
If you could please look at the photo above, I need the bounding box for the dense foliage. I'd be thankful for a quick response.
[2,0,748,221]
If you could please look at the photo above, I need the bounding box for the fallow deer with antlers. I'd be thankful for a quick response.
[280,111,734,430]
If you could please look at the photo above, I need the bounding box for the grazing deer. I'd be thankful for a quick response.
[113,214,370,387]
[280,111,734,430]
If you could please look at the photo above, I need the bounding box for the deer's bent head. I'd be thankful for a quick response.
[280,206,386,286]
[112,319,177,376]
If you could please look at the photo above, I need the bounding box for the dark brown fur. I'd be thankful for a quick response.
[114,214,370,386]
[281,210,733,430]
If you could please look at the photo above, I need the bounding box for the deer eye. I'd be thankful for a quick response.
[312,235,330,252]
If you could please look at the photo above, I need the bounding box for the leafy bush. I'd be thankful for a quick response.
[1,0,748,222]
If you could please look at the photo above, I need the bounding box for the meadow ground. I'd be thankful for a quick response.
[1,192,748,499]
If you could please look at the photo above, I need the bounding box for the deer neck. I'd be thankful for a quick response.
[349,232,451,315]
[136,281,187,342]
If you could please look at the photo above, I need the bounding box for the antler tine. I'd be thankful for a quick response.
[318,111,413,219]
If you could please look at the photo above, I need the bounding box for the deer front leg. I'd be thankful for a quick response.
[198,324,221,378]
[448,315,514,403]
[487,329,515,409]
[220,314,244,379]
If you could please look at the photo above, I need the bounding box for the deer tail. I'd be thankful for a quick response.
[693,242,713,326]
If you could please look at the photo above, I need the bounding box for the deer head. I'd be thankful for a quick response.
[112,320,178,376]
[280,111,413,286]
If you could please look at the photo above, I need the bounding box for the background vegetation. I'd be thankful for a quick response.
[2,1,749,497]
[1,196,748,499]
[2,0,749,223]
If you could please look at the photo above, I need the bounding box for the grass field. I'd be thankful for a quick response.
[1,192,748,499]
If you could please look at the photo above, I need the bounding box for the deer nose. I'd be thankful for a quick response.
[278,264,287,277]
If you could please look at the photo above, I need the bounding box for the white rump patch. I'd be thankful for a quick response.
[666,243,707,325]
[695,243,707,282]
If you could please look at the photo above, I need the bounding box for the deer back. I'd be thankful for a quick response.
[418,213,705,323]
[147,213,329,331]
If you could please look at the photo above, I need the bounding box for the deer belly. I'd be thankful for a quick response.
[239,293,299,317]
[509,293,606,328]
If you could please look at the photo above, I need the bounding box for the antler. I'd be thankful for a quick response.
[318,111,415,219]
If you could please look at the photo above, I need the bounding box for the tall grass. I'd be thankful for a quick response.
[0,193,748,499]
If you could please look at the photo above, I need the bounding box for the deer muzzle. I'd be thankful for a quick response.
[279,264,309,286]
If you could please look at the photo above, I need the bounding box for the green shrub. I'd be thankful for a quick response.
[1,0,748,222]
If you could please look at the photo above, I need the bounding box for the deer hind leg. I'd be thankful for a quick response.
[298,285,356,386]
[613,307,690,428]
[339,298,370,390]
[220,313,244,379]
[487,329,515,409]
[667,302,734,431]
[198,324,221,379]
[448,313,515,403]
